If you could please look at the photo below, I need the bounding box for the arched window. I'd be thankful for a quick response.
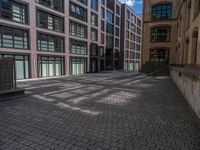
[152,4,172,21]
[184,39,189,64]
[191,31,198,64]
[194,0,200,18]
[150,49,169,63]
[151,27,171,42]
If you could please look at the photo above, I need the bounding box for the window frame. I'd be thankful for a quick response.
[151,4,172,21]
[69,21,88,39]
[150,27,171,42]
[70,39,87,55]
[37,32,65,53]
[36,9,64,33]
[35,0,64,13]
[0,25,29,49]
[0,0,28,24]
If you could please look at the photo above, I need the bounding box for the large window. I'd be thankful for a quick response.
[38,56,64,78]
[91,0,98,11]
[36,0,64,12]
[101,33,104,44]
[0,25,28,49]
[116,5,120,15]
[0,54,29,80]
[152,4,172,20]
[151,27,171,42]
[130,23,136,32]
[137,27,141,35]
[70,2,87,22]
[37,33,64,52]
[90,44,98,56]
[115,27,119,37]
[91,28,98,41]
[106,35,113,49]
[106,23,114,35]
[0,0,28,24]
[37,10,64,33]
[115,16,119,26]
[101,20,105,31]
[194,0,200,18]
[101,7,105,18]
[99,47,104,57]
[91,13,98,26]
[77,0,87,5]
[69,21,87,38]
[115,38,119,48]
[71,58,87,75]
[70,39,87,55]
[106,11,114,23]
[150,49,169,62]
[137,18,141,27]
[106,0,114,11]
[101,0,105,5]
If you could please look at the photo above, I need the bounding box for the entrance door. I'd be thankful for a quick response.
[100,59,105,71]
[106,49,113,70]
[90,58,97,73]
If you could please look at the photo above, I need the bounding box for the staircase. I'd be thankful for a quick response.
[143,61,170,76]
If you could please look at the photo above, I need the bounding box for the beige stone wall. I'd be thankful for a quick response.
[177,0,200,66]
[171,68,200,119]
[142,0,200,69]
[142,0,178,67]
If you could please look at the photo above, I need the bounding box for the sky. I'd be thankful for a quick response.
[118,0,143,14]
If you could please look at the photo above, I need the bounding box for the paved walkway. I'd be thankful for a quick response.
[0,72,200,150]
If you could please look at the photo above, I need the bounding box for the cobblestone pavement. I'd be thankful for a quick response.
[0,71,200,150]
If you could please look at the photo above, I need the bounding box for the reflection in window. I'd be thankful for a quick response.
[36,0,64,12]
[77,0,87,5]
[0,25,28,49]
[37,10,64,33]
[37,33,64,52]
[91,13,98,26]
[91,28,98,41]
[99,47,104,57]
[70,21,87,38]
[106,0,114,11]
[150,49,169,62]
[38,56,64,78]
[0,0,28,23]
[152,4,172,20]
[107,10,114,23]
[151,27,171,42]
[71,58,87,75]
[106,23,114,35]
[70,2,87,22]
[106,35,113,49]
[70,39,87,55]
[0,54,29,80]
[101,7,105,18]
[90,44,98,56]
[91,0,98,11]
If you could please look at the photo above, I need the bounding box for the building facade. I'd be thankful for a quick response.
[142,0,200,70]
[0,0,141,80]
[120,4,142,71]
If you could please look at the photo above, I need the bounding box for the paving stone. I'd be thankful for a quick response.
[0,72,199,150]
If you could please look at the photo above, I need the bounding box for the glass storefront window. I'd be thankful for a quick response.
[38,56,64,78]
[0,54,30,80]
[71,58,86,75]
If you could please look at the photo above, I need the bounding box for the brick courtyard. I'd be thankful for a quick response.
[0,72,200,150]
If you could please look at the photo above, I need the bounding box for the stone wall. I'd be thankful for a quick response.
[171,67,200,119]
